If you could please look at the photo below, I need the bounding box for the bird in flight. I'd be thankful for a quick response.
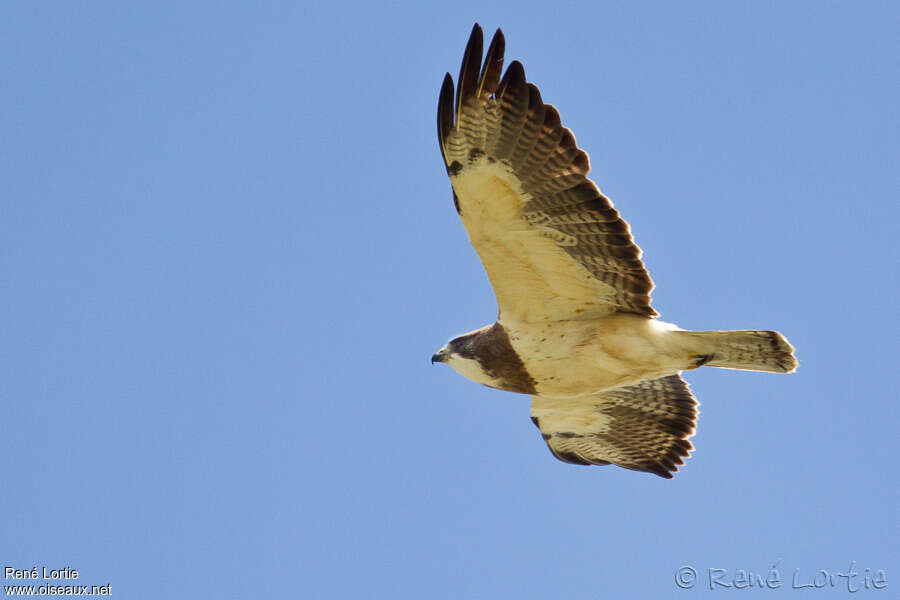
[431,24,797,478]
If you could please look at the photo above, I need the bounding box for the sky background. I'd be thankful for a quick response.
[2,1,898,597]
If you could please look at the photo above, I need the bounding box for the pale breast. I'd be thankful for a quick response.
[503,314,688,396]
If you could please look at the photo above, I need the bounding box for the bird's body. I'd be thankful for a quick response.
[508,315,696,397]
[447,316,692,398]
[432,25,796,478]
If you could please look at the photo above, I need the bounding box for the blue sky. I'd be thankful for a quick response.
[1,1,897,597]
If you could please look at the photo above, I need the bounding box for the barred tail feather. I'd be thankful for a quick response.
[676,330,798,374]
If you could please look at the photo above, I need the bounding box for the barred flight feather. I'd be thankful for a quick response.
[531,375,698,478]
[436,24,656,319]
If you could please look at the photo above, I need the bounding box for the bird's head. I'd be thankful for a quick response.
[431,327,500,388]
[430,345,450,364]
[430,336,469,365]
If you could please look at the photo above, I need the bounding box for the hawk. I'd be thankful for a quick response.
[430,25,797,478]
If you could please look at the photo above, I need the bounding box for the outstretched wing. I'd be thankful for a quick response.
[530,375,698,478]
[438,25,655,323]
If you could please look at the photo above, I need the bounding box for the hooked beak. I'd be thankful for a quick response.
[431,348,448,364]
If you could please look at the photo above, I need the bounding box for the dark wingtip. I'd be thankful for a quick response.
[496,59,526,101]
[491,29,506,68]
[437,73,455,163]
[477,27,506,101]
[456,24,484,126]
[636,462,677,479]
[507,60,526,82]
